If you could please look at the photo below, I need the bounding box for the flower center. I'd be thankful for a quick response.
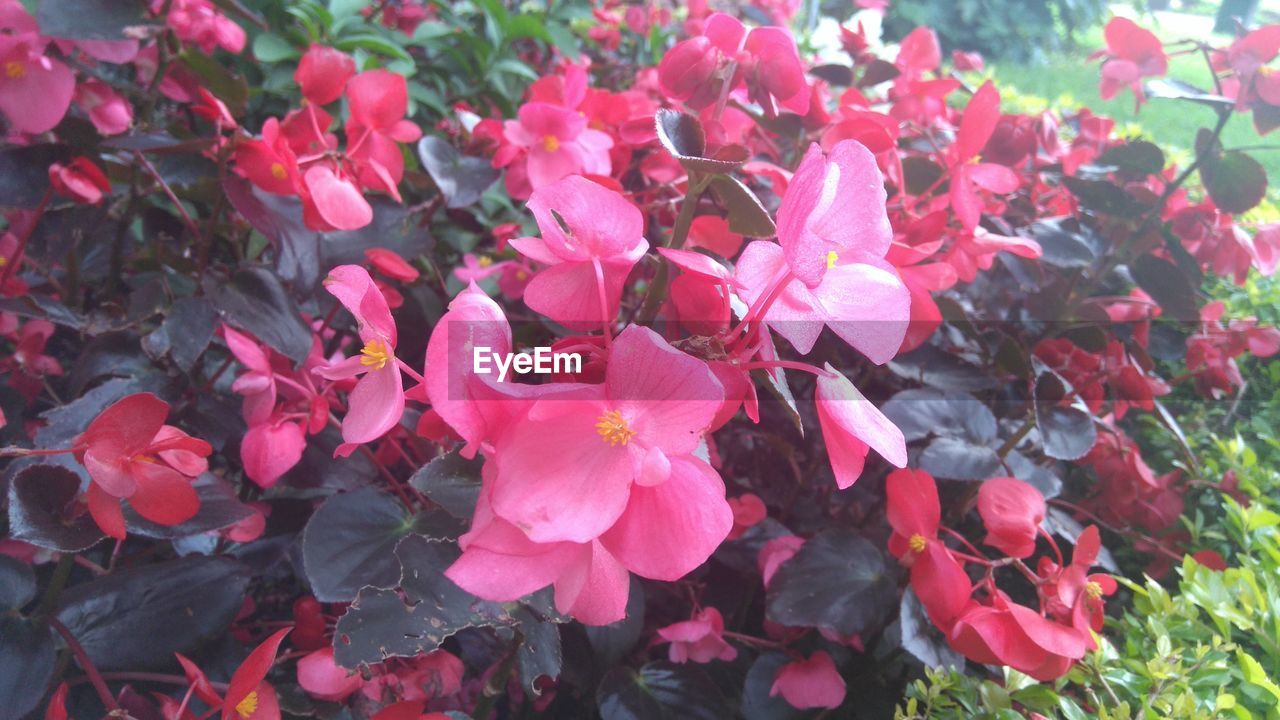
[1085,580,1103,600]
[908,533,927,553]
[541,134,560,152]
[234,690,259,719]
[4,61,24,79]
[477,255,493,267]
[826,250,839,269]
[270,162,287,180]
[595,410,636,447]
[360,339,392,370]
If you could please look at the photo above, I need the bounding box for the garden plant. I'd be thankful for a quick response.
[0,0,1278,718]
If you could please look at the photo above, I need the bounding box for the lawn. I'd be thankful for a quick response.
[985,8,1280,208]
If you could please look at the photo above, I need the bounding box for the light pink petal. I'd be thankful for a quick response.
[522,259,629,331]
[525,146,583,191]
[736,240,825,355]
[488,410,635,543]
[314,354,366,381]
[340,364,404,445]
[526,175,644,260]
[323,264,396,345]
[554,540,630,625]
[815,365,906,488]
[601,455,732,581]
[814,260,911,365]
[508,235,562,265]
[769,652,846,710]
[446,536,580,602]
[967,162,1020,193]
[608,325,723,455]
[304,166,372,231]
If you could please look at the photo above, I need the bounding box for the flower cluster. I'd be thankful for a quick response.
[887,470,1115,681]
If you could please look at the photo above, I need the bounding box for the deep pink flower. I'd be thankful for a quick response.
[317,265,404,449]
[727,493,766,539]
[769,651,846,710]
[485,324,723,543]
[657,607,737,663]
[48,158,110,205]
[295,45,356,106]
[757,534,804,588]
[0,4,75,134]
[814,364,906,488]
[345,70,421,202]
[1093,17,1167,110]
[497,101,613,198]
[297,648,363,703]
[977,477,1046,559]
[74,80,132,135]
[158,0,246,55]
[241,420,305,489]
[948,82,1021,233]
[509,175,647,331]
[735,141,909,362]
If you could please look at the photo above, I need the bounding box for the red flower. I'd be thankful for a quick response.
[885,468,971,629]
[769,651,846,710]
[1093,17,1167,110]
[976,477,1045,559]
[72,393,212,539]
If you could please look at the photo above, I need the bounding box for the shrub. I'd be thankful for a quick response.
[882,0,1109,62]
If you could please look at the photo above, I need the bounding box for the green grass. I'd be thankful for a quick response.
[983,17,1280,209]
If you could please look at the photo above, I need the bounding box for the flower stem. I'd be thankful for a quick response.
[636,173,711,324]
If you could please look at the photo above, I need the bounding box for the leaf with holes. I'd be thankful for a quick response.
[409,450,484,519]
[302,487,422,602]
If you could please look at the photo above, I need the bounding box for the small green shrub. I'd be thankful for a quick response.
[883,0,1108,61]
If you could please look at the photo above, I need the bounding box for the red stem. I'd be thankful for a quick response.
[49,617,119,711]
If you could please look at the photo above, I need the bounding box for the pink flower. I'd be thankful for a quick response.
[814,364,906,488]
[345,70,421,202]
[977,477,1046,559]
[509,176,648,331]
[74,80,132,135]
[948,82,1021,233]
[657,607,738,663]
[295,45,356,106]
[735,141,909,362]
[485,325,723,543]
[496,101,613,198]
[727,493,766,539]
[223,325,278,425]
[1093,17,1167,110]
[48,158,110,205]
[317,265,404,449]
[447,449,733,624]
[297,648,363,702]
[159,0,246,55]
[0,4,75,134]
[241,419,305,489]
[769,652,846,710]
[757,534,804,587]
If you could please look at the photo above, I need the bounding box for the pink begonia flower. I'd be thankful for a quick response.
[240,419,305,489]
[948,82,1021,233]
[301,164,374,232]
[659,247,734,337]
[727,492,766,539]
[157,0,246,55]
[0,2,75,134]
[485,324,723,543]
[735,140,909,362]
[977,477,1046,559]
[509,176,648,331]
[496,101,613,198]
[769,651,847,710]
[345,70,421,202]
[447,451,733,625]
[295,45,356,106]
[757,534,804,588]
[297,648,363,703]
[223,325,277,425]
[317,265,404,449]
[657,607,738,663]
[74,80,132,135]
[814,364,906,488]
[453,253,531,300]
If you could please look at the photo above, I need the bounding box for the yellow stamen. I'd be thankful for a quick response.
[595,410,636,447]
[541,134,560,152]
[4,61,24,79]
[0,256,7,267]
[360,338,392,370]
[270,162,287,180]
[477,256,493,267]
[1085,580,1104,600]
[515,270,528,281]
[234,691,259,719]
[908,533,927,553]
[826,250,839,269]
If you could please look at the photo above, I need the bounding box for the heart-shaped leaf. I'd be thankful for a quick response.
[765,528,897,635]
[418,136,500,208]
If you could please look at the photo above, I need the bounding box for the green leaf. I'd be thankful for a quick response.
[766,528,898,635]
[57,556,250,671]
[408,449,484,519]
[333,33,414,63]
[709,177,776,238]
[252,33,298,62]
[596,662,729,720]
[328,0,367,18]
[302,487,419,602]
[1201,150,1268,215]
[178,49,250,115]
[1238,649,1280,701]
